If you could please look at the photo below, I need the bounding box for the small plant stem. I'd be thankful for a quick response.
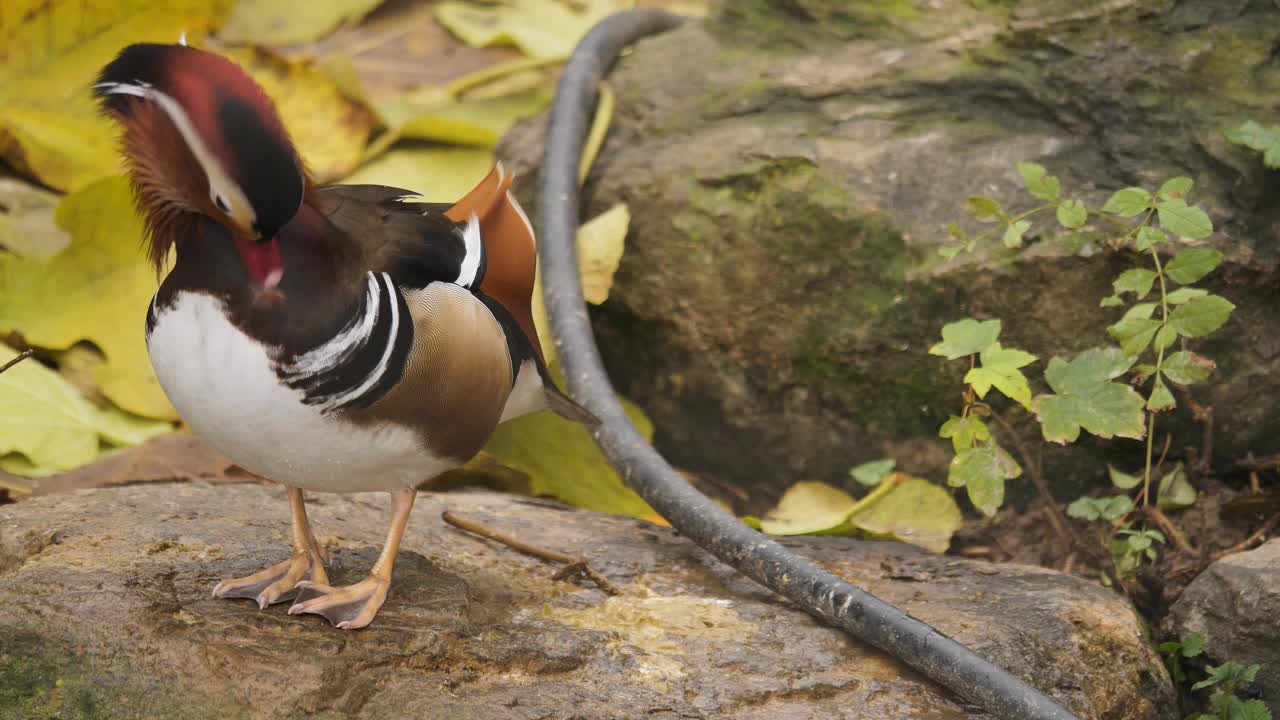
[1141,505,1196,555]
[0,350,32,375]
[441,511,621,595]
[984,407,1074,550]
[1210,512,1280,562]
[1141,227,1171,508]
[845,473,905,517]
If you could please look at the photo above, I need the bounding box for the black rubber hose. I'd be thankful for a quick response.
[537,10,1081,720]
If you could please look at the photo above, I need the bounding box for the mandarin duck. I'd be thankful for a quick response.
[94,43,596,629]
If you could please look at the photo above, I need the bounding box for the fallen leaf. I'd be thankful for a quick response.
[530,203,630,361]
[376,85,553,147]
[342,145,494,200]
[436,0,631,59]
[848,475,963,553]
[0,177,71,258]
[218,0,387,47]
[228,48,377,182]
[0,0,232,190]
[757,481,859,536]
[478,362,656,518]
[0,342,171,477]
[0,176,172,419]
[32,431,255,497]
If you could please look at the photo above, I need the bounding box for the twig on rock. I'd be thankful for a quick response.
[1210,513,1280,562]
[0,350,33,375]
[1141,505,1196,555]
[441,511,620,595]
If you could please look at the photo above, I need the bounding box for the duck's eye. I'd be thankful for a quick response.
[212,192,230,213]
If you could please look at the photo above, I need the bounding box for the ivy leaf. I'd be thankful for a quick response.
[1147,377,1176,411]
[1032,348,1146,443]
[1166,287,1208,304]
[1156,198,1213,240]
[948,443,1021,517]
[1168,295,1235,338]
[850,458,896,487]
[1017,162,1061,202]
[964,343,1036,409]
[1162,351,1215,385]
[966,196,1004,223]
[1003,219,1031,248]
[939,414,991,452]
[929,318,1001,359]
[1164,248,1224,285]
[1135,226,1167,251]
[1152,322,1178,353]
[1158,463,1197,510]
[1107,303,1163,357]
[1224,120,1280,169]
[1056,199,1087,229]
[1157,177,1194,200]
[1109,465,1142,490]
[1102,187,1152,217]
[1112,268,1157,299]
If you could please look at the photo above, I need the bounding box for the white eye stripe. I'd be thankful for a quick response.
[98,79,255,229]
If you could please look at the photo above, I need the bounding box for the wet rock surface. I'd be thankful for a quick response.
[1169,540,1280,713]
[0,483,1175,718]
[501,2,1280,505]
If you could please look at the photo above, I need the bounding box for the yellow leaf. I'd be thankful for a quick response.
[342,146,494,201]
[0,0,233,190]
[848,475,964,554]
[218,0,388,46]
[480,361,655,518]
[376,85,554,147]
[227,48,376,182]
[435,0,632,59]
[529,203,630,362]
[757,481,860,536]
[0,176,173,419]
[0,177,71,259]
[0,343,171,476]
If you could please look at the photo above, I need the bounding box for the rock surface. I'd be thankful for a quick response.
[500,1,1280,504]
[0,483,1174,719]
[1169,540,1280,713]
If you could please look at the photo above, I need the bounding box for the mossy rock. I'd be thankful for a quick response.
[501,0,1280,508]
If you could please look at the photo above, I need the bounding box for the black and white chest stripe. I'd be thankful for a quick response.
[277,272,412,412]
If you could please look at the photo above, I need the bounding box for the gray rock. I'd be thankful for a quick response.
[499,1,1280,504]
[1169,540,1280,712]
[0,483,1174,718]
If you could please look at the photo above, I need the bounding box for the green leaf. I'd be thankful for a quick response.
[938,244,965,259]
[1181,633,1205,657]
[1124,302,1158,320]
[1156,199,1213,240]
[0,343,171,475]
[1135,226,1167,251]
[948,443,1020,517]
[1162,351,1214,385]
[964,343,1036,409]
[1158,463,1197,510]
[1112,268,1157,299]
[1148,377,1176,411]
[436,0,629,59]
[1017,162,1061,202]
[1109,465,1142,489]
[1108,315,1163,357]
[1166,288,1208,304]
[1157,177,1194,200]
[1002,219,1031,248]
[850,458,896,487]
[1240,699,1272,720]
[1164,248,1224,284]
[847,475,964,553]
[1056,198,1087,229]
[1066,495,1133,522]
[1224,120,1280,168]
[929,318,1001,359]
[1102,187,1153,217]
[966,195,1004,223]
[1099,295,1123,308]
[1153,322,1178,353]
[756,481,859,536]
[939,414,991,452]
[1168,295,1235,338]
[1032,348,1146,443]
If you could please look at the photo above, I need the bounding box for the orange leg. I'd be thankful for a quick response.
[289,488,416,630]
[212,486,329,608]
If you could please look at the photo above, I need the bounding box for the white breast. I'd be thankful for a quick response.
[146,291,456,492]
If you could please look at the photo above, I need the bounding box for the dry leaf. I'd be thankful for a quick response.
[0,177,71,259]
[219,0,388,47]
[31,432,256,497]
